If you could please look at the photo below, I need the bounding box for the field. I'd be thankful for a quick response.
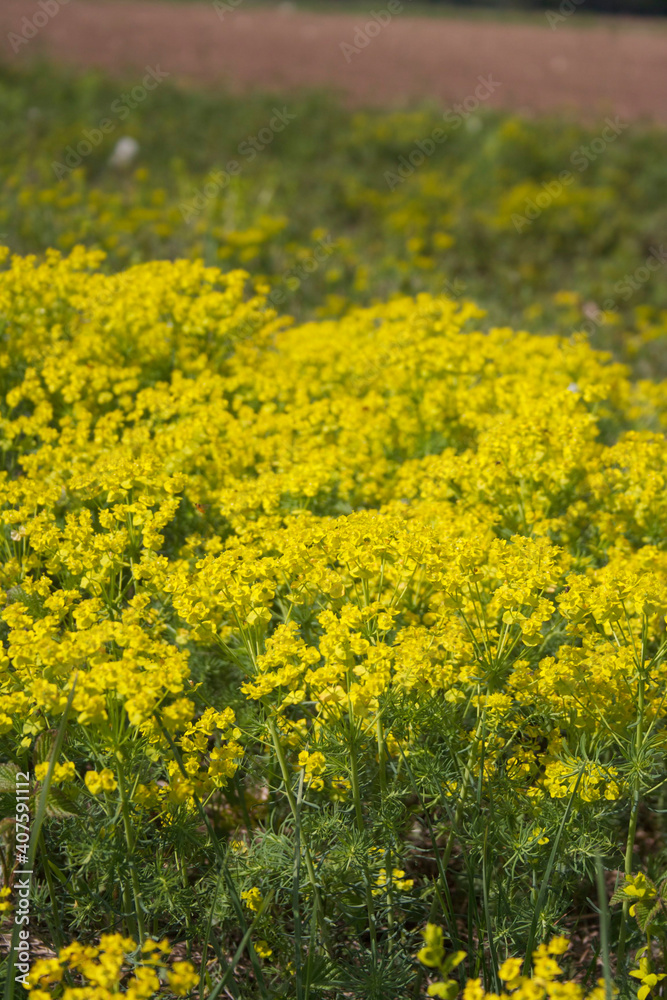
[2,0,667,121]
[1,28,667,1000]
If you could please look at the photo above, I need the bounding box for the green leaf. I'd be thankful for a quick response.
[33,730,57,768]
[45,857,68,884]
[638,901,662,934]
[427,983,458,1000]
[632,899,652,931]
[44,786,79,819]
[0,763,19,794]
[0,818,15,841]
[610,885,628,906]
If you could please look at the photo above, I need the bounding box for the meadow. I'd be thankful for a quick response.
[1,61,667,1000]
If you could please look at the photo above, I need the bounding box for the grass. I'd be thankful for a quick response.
[2,61,667,374]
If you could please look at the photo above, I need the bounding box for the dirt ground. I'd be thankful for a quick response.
[1,0,666,121]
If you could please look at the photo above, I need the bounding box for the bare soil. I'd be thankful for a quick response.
[1,0,666,121]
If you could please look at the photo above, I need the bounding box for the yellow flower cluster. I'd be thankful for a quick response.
[84,767,118,795]
[28,934,197,1000]
[372,867,414,895]
[1,248,666,783]
[1,246,666,981]
[418,925,608,1000]
[241,887,263,913]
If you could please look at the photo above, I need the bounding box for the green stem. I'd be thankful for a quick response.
[595,856,613,1000]
[522,767,584,974]
[618,667,645,970]
[482,829,500,992]
[178,850,193,958]
[349,727,378,963]
[376,715,387,799]
[232,773,253,833]
[115,754,145,942]
[377,716,394,945]
[617,787,640,970]
[441,698,485,874]
[293,770,305,1000]
[266,717,332,956]
[349,740,365,832]
[38,831,64,950]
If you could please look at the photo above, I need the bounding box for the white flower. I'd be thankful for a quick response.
[108,136,140,169]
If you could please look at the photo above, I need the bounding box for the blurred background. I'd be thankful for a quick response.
[387,0,665,11]
[0,0,666,372]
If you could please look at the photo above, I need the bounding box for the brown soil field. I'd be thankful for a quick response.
[1,0,666,121]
